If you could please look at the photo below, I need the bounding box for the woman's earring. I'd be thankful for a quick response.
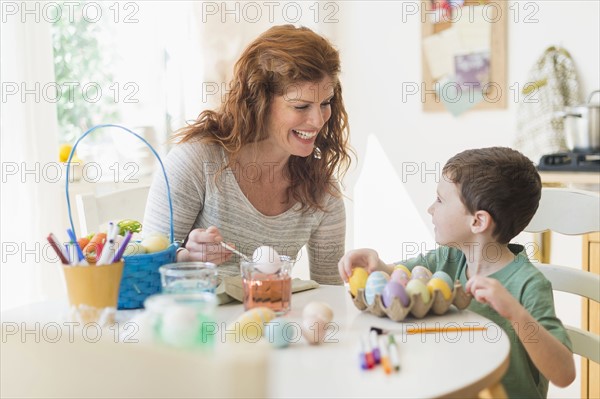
[313,146,322,160]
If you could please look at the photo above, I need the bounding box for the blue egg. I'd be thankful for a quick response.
[365,271,390,305]
[264,318,299,348]
[432,271,454,291]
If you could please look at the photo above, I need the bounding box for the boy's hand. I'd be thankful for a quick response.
[338,248,386,282]
[466,275,524,321]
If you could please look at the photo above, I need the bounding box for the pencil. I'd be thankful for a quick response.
[406,326,487,334]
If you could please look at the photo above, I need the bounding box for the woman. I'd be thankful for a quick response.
[143,25,352,284]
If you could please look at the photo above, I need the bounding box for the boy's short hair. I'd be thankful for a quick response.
[442,147,542,244]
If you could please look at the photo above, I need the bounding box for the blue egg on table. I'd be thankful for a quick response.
[381,280,410,308]
[431,271,454,291]
[365,271,390,305]
[265,318,297,348]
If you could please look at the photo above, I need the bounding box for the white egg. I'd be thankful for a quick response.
[302,301,334,323]
[159,305,200,347]
[301,316,329,345]
[301,302,334,345]
[252,245,282,274]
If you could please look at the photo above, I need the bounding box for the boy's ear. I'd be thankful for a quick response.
[470,210,493,234]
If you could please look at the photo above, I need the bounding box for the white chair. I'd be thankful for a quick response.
[524,188,600,370]
[75,186,150,236]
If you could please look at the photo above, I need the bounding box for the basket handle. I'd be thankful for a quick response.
[65,124,175,244]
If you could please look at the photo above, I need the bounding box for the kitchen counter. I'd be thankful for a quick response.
[539,171,600,192]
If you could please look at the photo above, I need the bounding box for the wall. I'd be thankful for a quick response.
[332,2,599,398]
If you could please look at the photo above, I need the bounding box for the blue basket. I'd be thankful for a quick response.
[66,124,178,309]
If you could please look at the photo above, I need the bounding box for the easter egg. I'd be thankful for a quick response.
[349,268,369,296]
[411,265,432,283]
[393,264,412,278]
[252,246,282,274]
[364,271,390,305]
[265,318,298,348]
[381,280,410,308]
[390,269,410,286]
[431,271,454,291]
[160,304,201,348]
[303,302,334,323]
[427,278,453,300]
[232,307,276,342]
[303,315,336,345]
[406,279,431,304]
[141,233,170,253]
[123,241,146,256]
[301,302,334,345]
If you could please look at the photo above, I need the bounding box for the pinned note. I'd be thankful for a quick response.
[454,5,492,52]
[436,77,484,117]
[454,51,490,88]
[422,27,462,80]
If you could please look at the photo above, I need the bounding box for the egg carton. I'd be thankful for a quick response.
[350,281,472,322]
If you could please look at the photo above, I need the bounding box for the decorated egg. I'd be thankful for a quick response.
[411,265,432,283]
[301,302,334,345]
[390,269,410,286]
[406,278,431,304]
[381,280,410,308]
[252,246,282,274]
[431,271,454,291]
[265,318,299,348]
[302,301,334,323]
[231,307,276,342]
[364,271,390,305]
[393,264,412,278]
[349,268,369,296]
[427,278,453,300]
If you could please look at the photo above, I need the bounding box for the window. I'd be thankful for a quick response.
[50,1,199,180]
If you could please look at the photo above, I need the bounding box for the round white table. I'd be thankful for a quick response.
[213,285,509,398]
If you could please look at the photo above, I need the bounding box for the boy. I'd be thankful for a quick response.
[338,147,575,398]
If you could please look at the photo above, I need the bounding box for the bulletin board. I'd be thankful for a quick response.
[421,0,507,113]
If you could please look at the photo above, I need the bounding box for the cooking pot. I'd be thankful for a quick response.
[559,90,600,152]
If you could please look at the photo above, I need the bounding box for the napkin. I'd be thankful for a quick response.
[215,276,320,305]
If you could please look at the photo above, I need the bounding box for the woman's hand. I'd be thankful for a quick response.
[177,226,233,265]
[337,248,387,282]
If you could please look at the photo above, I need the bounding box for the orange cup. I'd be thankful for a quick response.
[62,261,124,325]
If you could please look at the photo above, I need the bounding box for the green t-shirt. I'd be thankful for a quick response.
[397,244,572,399]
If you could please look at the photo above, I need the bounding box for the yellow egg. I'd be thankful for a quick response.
[59,144,74,163]
[141,233,170,253]
[406,279,431,304]
[393,264,412,278]
[123,241,147,256]
[230,307,276,343]
[349,268,369,297]
[427,278,452,300]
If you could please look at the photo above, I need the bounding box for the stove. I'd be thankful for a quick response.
[538,152,600,172]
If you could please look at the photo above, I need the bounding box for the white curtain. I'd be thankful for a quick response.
[1,16,65,311]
